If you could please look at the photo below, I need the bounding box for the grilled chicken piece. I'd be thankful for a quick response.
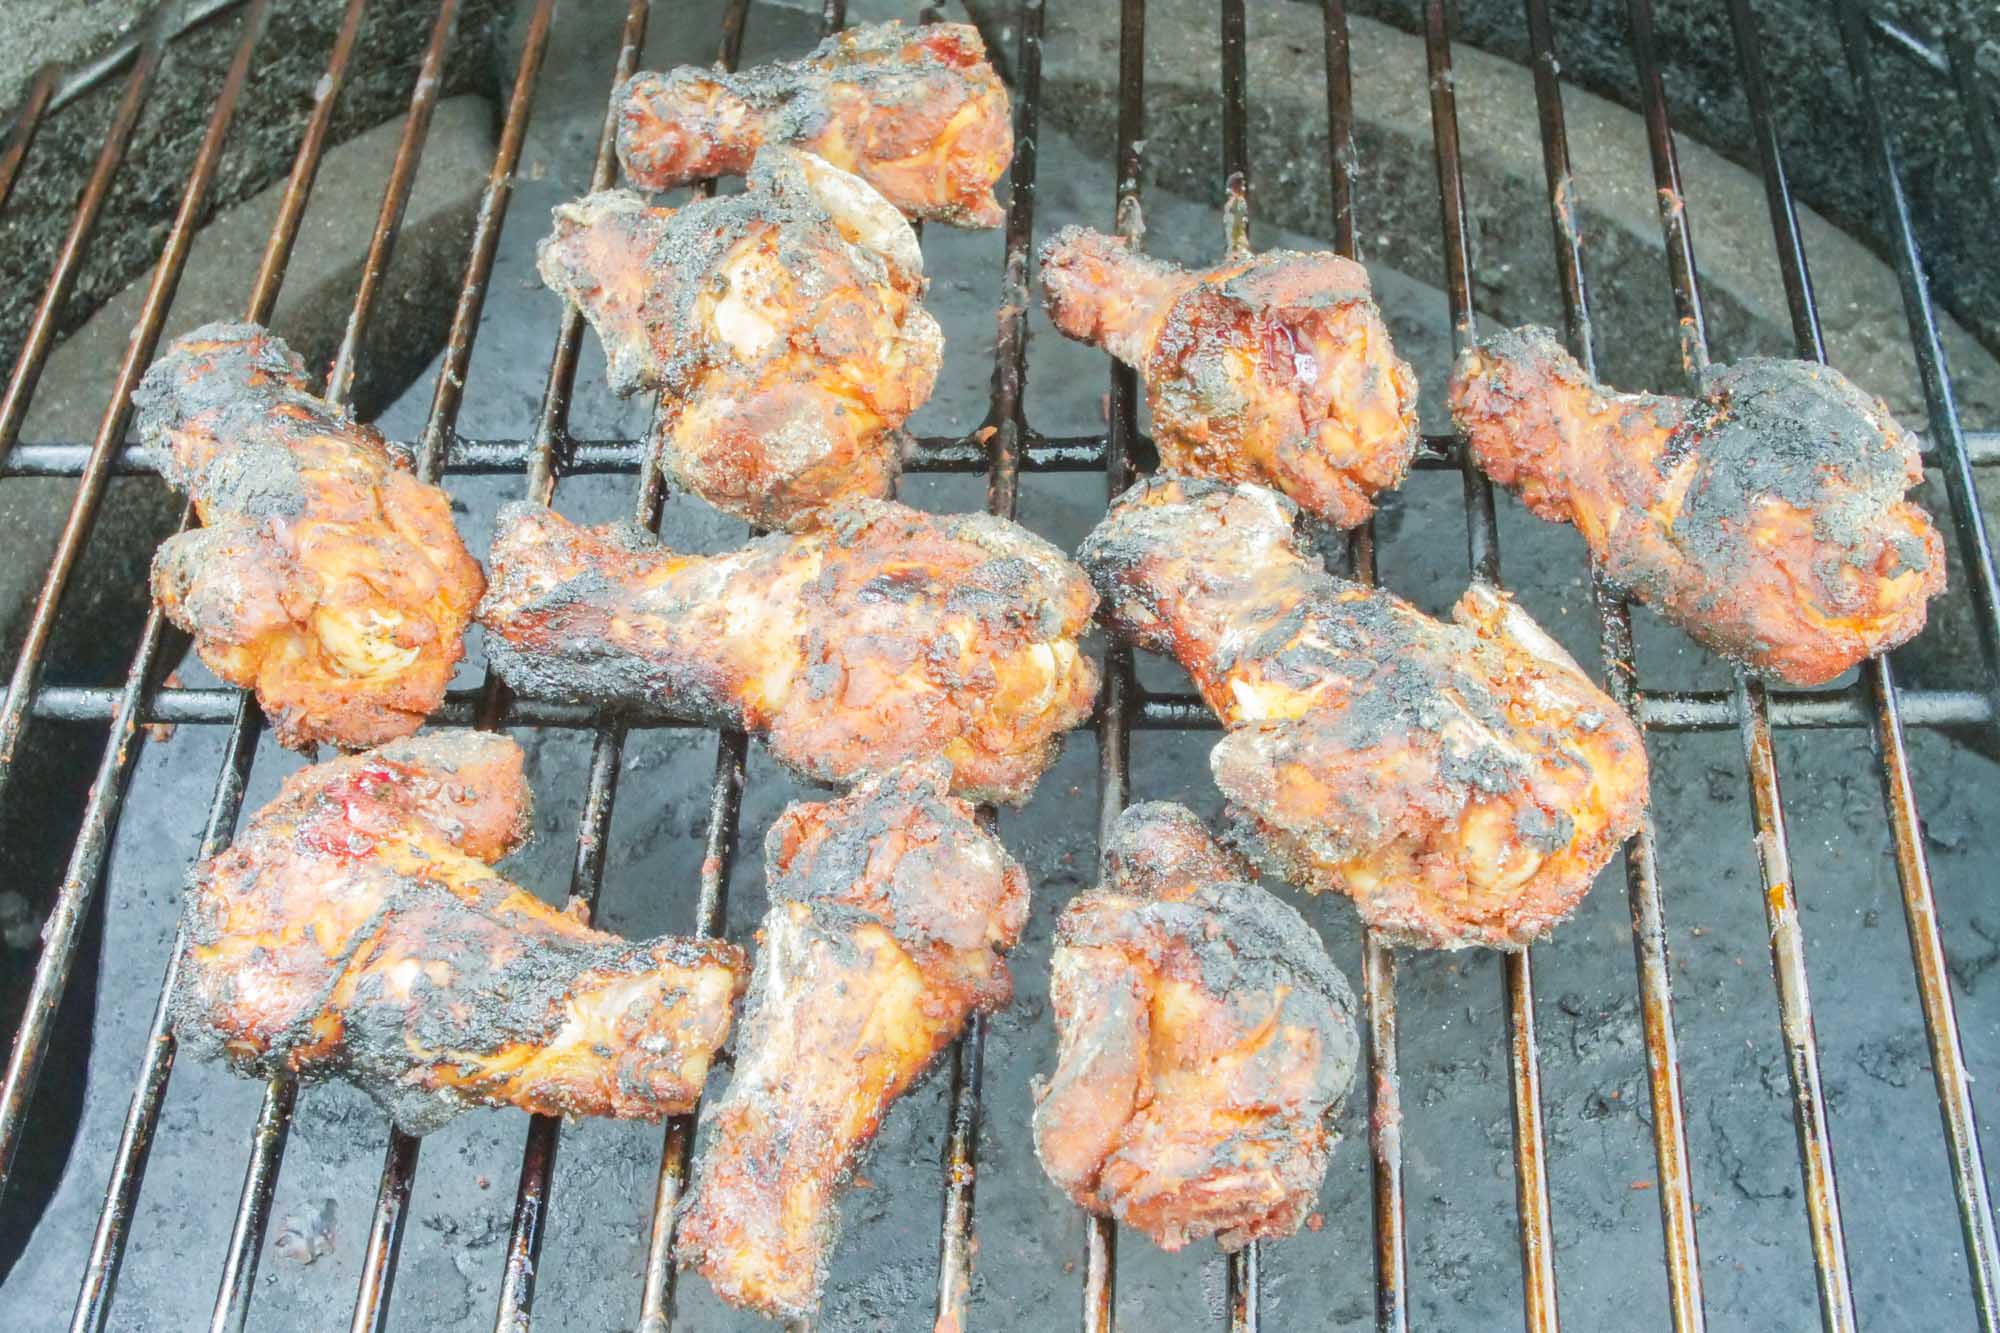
[537,149,941,531]
[1078,477,1648,950]
[172,732,747,1134]
[1034,803,1358,1251]
[1449,327,1946,685]
[676,761,1028,1318]
[616,21,1010,227]
[1041,228,1419,530]
[134,323,484,751]
[478,499,1097,806]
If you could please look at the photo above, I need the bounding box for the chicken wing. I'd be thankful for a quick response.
[477,499,1097,805]
[1449,327,1946,685]
[1041,228,1419,529]
[616,21,1010,228]
[1077,477,1648,950]
[134,323,484,751]
[676,760,1028,1318]
[1034,803,1358,1252]
[172,731,747,1134]
[537,148,941,531]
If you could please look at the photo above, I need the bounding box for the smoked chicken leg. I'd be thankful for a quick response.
[1041,228,1419,529]
[135,323,484,750]
[1077,477,1649,950]
[1449,326,1945,684]
[173,732,747,1134]
[616,21,1010,227]
[477,499,1097,806]
[537,148,941,530]
[1034,803,1358,1251]
[675,761,1029,1318]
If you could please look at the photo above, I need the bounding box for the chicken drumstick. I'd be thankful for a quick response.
[675,761,1029,1318]
[1034,803,1359,1251]
[1078,477,1649,950]
[173,732,747,1134]
[1449,326,1945,685]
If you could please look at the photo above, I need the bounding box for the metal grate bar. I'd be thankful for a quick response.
[487,6,654,1328]
[1081,0,1145,1322]
[631,2,757,1325]
[1626,1,1857,1326]
[65,3,373,1325]
[1842,7,2000,720]
[1741,4,2000,1326]
[0,0,277,1206]
[1319,5,1408,1326]
[0,5,172,455]
[1420,4,1560,1327]
[0,64,58,217]
[1519,0,1706,1325]
[940,0,1048,1319]
[345,3,562,1327]
[196,3,498,1322]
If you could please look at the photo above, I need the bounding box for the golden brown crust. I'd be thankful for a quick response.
[536,150,941,531]
[477,499,1098,805]
[135,323,484,751]
[1449,326,1946,685]
[1033,803,1358,1252]
[1078,477,1649,950]
[1041,227,1419,529]
[172,732,747,1135]
[675,762,1028,1318]
[616,21,1011,227]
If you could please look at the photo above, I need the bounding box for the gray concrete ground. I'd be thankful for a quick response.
[1,0,1998,1330]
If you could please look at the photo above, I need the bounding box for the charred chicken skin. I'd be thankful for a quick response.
[1041,228,1419,530]
[478,499,1097,806]
[134,323,484,751]
[1033,803,1358,1252]
[172,732,747,1135]
[1078,477,1649,950]
[537,148,941,530]
[1449,327,1946,685]
[616,21,1010,228]
[676,761,1029,1318]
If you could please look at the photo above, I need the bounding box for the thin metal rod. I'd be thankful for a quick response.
[1423,4,1558,1326]
[937,5,1044,1325]
[1732,2,1998,1323]
[1627,2,1855,1326]
[1322,3,1407,1325]
[343,5,560,1328]
[487,8,653,1327]
[630,8,756,1324]
[1078,0,1142,1326]
[326,0,462,409]
[0,64,58,217]
[1522,2,1703,1326]
[1837,2,2000,719]
[0,5,171,455]
[0,0,275,1206]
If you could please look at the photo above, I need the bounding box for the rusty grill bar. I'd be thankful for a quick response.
[0,1,1995,1330]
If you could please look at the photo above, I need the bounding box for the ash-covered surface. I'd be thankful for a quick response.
[1,0,1997,1330]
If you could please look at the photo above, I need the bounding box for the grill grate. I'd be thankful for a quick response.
[0,0,1996,1329]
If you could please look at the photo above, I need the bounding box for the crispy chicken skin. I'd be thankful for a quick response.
[171,732,747,1134]
[1033,803,1358,1252]
[1041,228,1419,529]
[536,149,941,531]
[616,21,1010,227]
[477,499,1097,805]
[134,323,484,751]
[676,761,1028,1318]
[1077,477,1649,950]
[1449,327,1946,685]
